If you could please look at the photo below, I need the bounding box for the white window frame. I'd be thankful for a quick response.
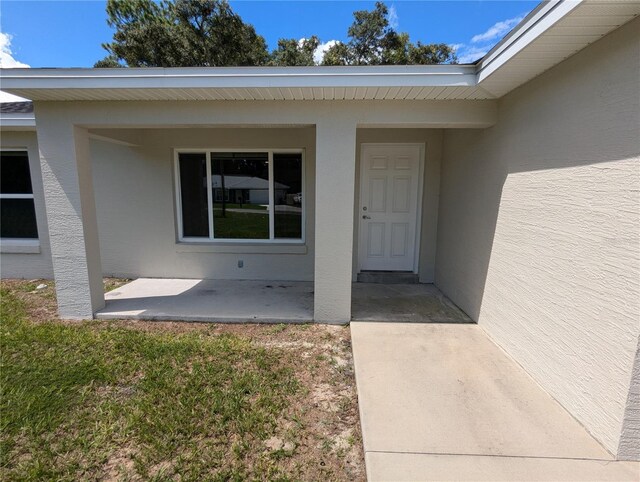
[174,148,305,244]
[0,148,39,244]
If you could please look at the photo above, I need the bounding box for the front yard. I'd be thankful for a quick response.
[0,280,364,481]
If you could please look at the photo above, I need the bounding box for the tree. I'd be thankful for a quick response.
[322,2,456,66]
[96,0,456,68]
[408,42,458,65]
[96,0,269,67]
[93,54,125,68]
[347,1,392,65]
[321,42,351,66]
[269,36,319,67]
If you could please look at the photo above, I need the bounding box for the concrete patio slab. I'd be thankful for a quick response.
[351,283,471,323]
[351,322,638,481]
[99,279,469,324]
[98,278,314,323]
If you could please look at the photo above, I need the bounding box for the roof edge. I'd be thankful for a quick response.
[0,112,37,130]
[475,0,584,83]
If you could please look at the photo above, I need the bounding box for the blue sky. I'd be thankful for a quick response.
[1,0,538,69]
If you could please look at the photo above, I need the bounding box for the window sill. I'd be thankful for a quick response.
[0,239,40,254]
[176,242,307,255]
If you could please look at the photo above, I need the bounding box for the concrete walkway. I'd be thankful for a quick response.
[351,322,640,481]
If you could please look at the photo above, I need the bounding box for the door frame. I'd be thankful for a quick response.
[357,142,425,274]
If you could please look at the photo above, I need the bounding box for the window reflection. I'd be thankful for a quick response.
[178,152,209,238]
[211,152,270,239]
[273,153,303,239]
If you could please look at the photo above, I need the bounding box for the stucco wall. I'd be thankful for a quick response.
[90,127,316,281]
[0,130,54,279]
[436,18,640,457]
[619,338,640,460]
[1,126,444,283]
[353,129,442,283]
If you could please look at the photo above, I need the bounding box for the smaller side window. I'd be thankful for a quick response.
[0,151,39,239]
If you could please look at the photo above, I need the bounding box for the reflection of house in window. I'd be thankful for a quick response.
[178,150,303,241]
[211,175,289,205]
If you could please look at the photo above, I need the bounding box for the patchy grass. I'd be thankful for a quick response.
[0,280,364,481]
[103,277,131,294]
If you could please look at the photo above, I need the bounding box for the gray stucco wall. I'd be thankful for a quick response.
[0,130,54,279]
[435,18,640,457]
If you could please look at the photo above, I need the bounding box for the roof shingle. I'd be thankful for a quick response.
[0,101,34,114]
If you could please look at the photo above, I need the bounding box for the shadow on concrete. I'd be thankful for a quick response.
[97,278,314,323]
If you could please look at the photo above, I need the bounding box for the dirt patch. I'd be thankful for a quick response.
[103,447,138,481]
[249,323,365,480]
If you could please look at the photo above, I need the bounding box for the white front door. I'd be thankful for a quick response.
[358,144,422,272]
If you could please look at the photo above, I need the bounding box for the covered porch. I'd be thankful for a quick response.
[97,278,471,324]
[4,67,496,324]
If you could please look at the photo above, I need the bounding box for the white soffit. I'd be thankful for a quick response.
[477,0,640,97]
[0,65,493,101]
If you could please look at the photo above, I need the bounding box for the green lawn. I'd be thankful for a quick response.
[0,282,363,481]
[213,203,267,211]
[213,211,302,239]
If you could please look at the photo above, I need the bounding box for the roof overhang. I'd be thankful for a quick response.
[0,112,36,131]
[477,0,640,96]
[0,0,637,104]
[0,65,492,102]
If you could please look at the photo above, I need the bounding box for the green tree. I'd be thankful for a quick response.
[408,42,458,65]
[96,0,269,67]
[322,2,456,66]
[96,0,456,68]
[93,54,124,68]
[321,42,351,66]
[269,36,319,66]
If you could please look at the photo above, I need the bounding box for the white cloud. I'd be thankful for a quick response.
[454,44,492,64]
[388,4,399,30]
[313,40,338,64]
[471,14,524,44]
[0,32,29,68]
[0,32,30,102]
[452,13,527,64]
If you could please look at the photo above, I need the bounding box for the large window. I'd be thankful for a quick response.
[0,150,38,240]
[176,150,304,242]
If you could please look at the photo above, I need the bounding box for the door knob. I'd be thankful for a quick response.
[362,215,371,219]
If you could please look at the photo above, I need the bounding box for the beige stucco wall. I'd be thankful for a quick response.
[619,338,640,460]
[1,126,444,284]
[353,129,443,283]
[0,130,54,279]
[94,127,444,282]
[436,18,640,457]
[90,127,316,281]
